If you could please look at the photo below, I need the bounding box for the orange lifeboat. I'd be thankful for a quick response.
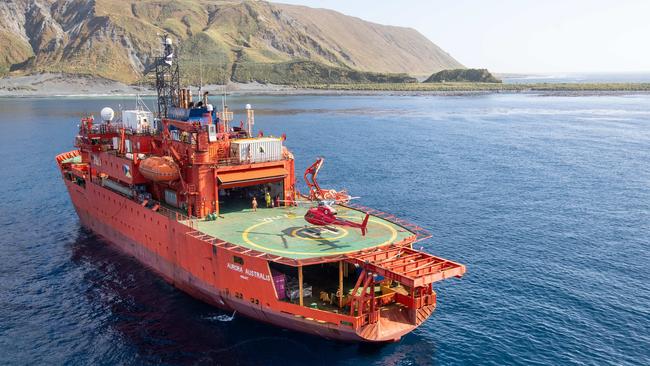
[138,156,180,182]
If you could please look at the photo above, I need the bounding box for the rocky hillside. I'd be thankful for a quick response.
[424,69,501,83]
[0,0,463,84]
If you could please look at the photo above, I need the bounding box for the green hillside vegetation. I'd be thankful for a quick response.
[232,60,417,84]
[178,33,232,85]
[0,0,464,84]
[425,69,501,83]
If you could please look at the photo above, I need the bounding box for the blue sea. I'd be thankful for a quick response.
[502,72,650,84]
[1,94,649,365]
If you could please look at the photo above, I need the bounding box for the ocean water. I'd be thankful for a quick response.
[1,94,649,365]
[502,72,650,84]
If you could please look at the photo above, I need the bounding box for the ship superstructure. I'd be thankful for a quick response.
[55,35,465,342]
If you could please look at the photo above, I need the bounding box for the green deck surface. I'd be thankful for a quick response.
[191,205,414,259]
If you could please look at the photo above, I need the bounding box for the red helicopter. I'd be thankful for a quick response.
[297,157,370,236]
[304,201,370,236]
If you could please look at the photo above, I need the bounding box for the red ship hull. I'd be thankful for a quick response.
[65,179,422,342]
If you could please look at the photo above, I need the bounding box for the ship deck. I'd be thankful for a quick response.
[188,205,415,260]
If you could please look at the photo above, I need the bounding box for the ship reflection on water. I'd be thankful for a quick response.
[68,228,436,365]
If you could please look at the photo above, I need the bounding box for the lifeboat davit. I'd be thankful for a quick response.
[138,156,180,182]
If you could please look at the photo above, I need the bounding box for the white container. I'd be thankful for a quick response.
[230,137,283,163]
[122,110,154,133]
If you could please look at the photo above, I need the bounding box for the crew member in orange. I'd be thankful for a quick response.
[252,197,258,212]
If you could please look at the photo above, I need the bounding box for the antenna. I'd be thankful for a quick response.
[221,70,227,112]
[199,51,203,96]
[222,84,227,111]
[246,104,254,137]
[215,72,233,133]
[136,94,152,113]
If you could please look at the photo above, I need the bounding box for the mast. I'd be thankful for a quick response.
[199,52,203,97]
[155,34,180,118]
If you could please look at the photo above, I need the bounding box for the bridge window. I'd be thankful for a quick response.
[233,256,244,265]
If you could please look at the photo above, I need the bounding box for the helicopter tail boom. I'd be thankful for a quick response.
[361,213,370,236]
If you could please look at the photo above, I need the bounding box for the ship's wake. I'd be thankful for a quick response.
[205,311,237,322]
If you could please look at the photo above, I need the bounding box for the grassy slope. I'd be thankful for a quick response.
[4,0,464,84]
[273,3,464,75]
[424,69,501,83]
[0,31,33,75]
[232,60,417,84]
[120,0,428,84]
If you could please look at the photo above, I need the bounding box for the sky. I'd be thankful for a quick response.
[276,0,650,74]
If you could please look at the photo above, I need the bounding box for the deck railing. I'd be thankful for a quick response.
[215,156,288,167]
[155,205,196,228]
[87,123,158,136]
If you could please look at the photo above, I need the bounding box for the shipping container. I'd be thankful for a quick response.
[230,137,283,163]
[122,110,154,133]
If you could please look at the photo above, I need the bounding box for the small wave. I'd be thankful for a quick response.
[204,311,236,322]
[506,74,566,80]
[467,107,650,117]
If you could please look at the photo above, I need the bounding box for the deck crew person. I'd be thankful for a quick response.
[252,197,258,212]
[265,191,272,208]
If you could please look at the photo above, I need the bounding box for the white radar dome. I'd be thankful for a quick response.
[206,104,214,112]
[245,104,252,110]
[101,107,115,122]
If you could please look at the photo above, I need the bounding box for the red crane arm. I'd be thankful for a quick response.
[303,157,324,200]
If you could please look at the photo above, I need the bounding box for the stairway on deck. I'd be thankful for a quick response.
[415,304,435,325]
